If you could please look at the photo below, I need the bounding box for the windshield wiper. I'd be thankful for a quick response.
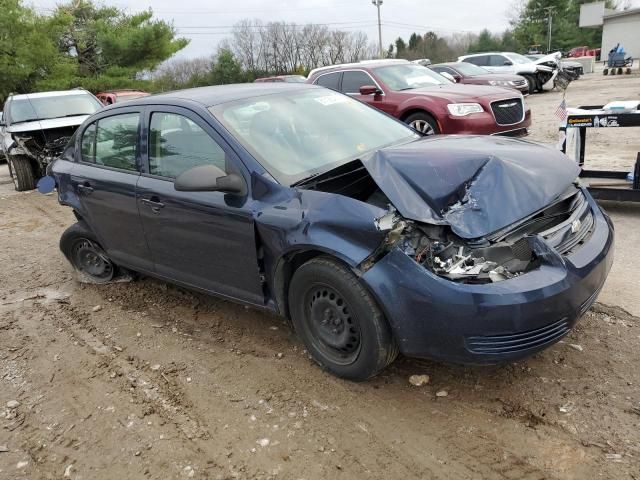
[398,87,417,91]
[56,113,95,118]
[9,118,41,124]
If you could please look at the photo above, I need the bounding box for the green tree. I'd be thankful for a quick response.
[45,0,188,90]
[395,37,407,56]
[0,0,62,101]
[210,49,244,85]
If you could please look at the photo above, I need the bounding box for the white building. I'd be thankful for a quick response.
[580,2,640,59]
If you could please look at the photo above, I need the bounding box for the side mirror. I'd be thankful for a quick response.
[452,74,462,82]
[503,60,513,66]
[359,85,382,96]
[175,165,247,195]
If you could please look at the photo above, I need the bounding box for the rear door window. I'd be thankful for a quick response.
[465,55,488,66]
[315,72,342,91]
[80,113,139,171]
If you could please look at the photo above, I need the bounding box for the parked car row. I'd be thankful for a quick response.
[307,59,531,136]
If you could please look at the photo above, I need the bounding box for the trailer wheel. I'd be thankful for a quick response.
[7,155,36,191]
[617,67,623,75]
[625,68,631,75]
[610,68,616,75]
[603,68,608,75]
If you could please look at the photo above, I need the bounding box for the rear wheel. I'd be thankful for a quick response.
[7,155,36,191]
[60,223,115,283]
[289,256,398,381]
[405,112,439,136]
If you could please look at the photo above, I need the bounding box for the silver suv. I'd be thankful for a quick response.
[0,89,103,191]
[458,52,557,93]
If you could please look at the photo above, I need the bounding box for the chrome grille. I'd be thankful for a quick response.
[466,318,570,355]
[490,98,525,126]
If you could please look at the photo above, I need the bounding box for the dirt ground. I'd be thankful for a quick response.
[1,74,640,480]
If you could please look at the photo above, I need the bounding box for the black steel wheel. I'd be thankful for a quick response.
[289,256,398,380]
[69,237,114,283]
[304,284,361,365]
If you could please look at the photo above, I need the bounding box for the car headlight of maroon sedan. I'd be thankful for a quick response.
[50,84,612,381]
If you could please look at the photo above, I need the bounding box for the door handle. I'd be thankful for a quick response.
[77,183,94,194]
[141,197,165,213]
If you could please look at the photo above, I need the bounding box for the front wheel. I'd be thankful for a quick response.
[7,155,36,191]
[405,112,439,136]
[289,257,398,381]
[522,74,537,93]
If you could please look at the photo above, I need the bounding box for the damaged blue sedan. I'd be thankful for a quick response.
[50,83,614,380]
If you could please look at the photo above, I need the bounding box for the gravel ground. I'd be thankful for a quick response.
[0,73,639,480]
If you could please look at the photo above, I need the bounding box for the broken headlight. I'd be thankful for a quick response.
[399,225,537,284]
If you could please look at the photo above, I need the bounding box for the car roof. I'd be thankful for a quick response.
[109,83,317,108]
[9,89,92,100]
[431,62,468,68]
[308,59,409,78]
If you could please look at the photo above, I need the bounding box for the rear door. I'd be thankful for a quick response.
[71,108,152,271]
[137,106,264,304]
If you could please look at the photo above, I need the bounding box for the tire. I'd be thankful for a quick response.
[289,256,398,381]
[404,112,439,136]
[522,74,537,93]
[7,155,36,191]
[603,68,609,75]
[60,222,115,283]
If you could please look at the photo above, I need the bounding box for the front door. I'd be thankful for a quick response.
[341,70,395,116]
[71,110,152,271]
[137,107,264,304]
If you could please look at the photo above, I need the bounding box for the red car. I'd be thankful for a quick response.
[567,46,601,59]
[429,62,529,95]
[96,90,150,105]
[254,75,307,83]
[307,60,530,136]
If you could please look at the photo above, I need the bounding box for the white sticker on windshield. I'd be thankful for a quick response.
[314,94,348,106]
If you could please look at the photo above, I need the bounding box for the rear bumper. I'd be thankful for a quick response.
[439,108,531,136]
[361,191,614,365]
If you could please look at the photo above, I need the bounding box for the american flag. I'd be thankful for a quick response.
[555,98,568,121]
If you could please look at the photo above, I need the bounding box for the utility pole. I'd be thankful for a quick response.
[372,0,384,58]
[544,6,555,53]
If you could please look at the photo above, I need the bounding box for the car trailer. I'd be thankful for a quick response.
[559,105,640,202]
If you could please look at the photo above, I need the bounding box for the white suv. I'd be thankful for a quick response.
[458,52,558,93]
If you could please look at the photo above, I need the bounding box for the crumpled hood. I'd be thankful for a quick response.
[7,115,90,134]
[361,136,581,239]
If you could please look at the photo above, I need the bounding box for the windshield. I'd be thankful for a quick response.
[505,53,532,65]
[454,62,490,76]
[374,64,450,90]
[9,93,102,123]
[211,88,418,186]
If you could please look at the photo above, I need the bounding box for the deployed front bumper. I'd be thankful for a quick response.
[361,192,614,365]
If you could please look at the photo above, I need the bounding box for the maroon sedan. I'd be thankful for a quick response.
[307,60,530,136]
[429,62,529,95]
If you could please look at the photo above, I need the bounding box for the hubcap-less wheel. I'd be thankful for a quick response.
[410,119,436,135]
[71,238,114,282]
[304,285,361,365]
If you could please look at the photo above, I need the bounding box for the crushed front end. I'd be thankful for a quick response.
[361,187,614,364]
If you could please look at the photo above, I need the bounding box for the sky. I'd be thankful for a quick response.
[29,0,640,59]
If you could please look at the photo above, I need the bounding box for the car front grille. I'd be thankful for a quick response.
[490,98,525,126]
[541,191,595,256]
[465,318,570,355]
